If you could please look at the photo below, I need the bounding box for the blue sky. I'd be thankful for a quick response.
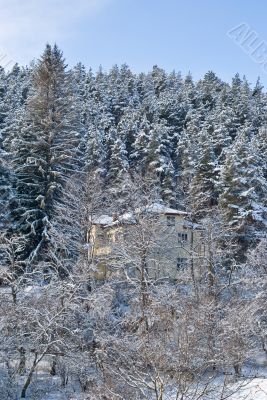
[1,0,267,86]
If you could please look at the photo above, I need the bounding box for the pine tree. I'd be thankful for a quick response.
[151,65,167,97]
[108,137,129,181]
[107,136,130,207]
[85,122,106,175]
[131,115,151,173]
[161,161,176,206]
[182,72,196,110]
[250,78,267,134]
[196,71,223,114]
[252,126,267,179]
[71,62,88,132]
[0,66,7,132]
[189,129,218,218]
[145,120,172,177]
[1,65,31,152]
[212,87,233,159]
[229,74,252,139]
[219,127,267,252]
[176,109,203,199]
[0,150,12,231]
[9,44,82,265]
[117,107,140,158]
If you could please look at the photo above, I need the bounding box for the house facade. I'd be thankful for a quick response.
[88,204,206,281]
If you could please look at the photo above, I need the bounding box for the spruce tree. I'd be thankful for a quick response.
[9,44,82,265]
[131,115,151,173]
[189,129,218,218]
[0,151,12,231]
[86,122,106,175]
[252,126,267,179]
[218,127,267,252]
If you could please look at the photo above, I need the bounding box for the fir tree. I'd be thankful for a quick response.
[219,128,267,252]
[189,129,218,218]
[0,150,12,231]
[9,44,82,265]
[131,115,151,173]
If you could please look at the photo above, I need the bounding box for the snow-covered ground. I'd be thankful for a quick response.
[1,351,266,399]
[2,372,267,399]
[229,378,267,400]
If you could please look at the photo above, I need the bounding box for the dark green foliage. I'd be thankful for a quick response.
[7,45,82,264]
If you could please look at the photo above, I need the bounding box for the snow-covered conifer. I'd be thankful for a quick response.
[9,44,82,264]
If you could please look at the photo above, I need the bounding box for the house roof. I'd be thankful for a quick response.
[90,215,114,225]
[140,203,188,216]
[91,203,188,227]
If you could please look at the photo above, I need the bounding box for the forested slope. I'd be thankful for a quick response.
[0,45,266,399]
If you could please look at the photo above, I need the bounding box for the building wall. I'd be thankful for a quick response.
[89,214,206,281]
[145,214,205,280]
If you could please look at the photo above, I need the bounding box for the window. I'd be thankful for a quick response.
[177,232,188,242]
[177,257,188,269]
[167,215,175,226]
[98,229,110,245]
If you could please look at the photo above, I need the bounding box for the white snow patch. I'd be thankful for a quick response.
[228,378,267,400]
[138,202,188,215]
[90,214,114,225]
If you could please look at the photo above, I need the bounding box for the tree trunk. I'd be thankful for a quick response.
[18,347,26,375]
[233,362,241,377]
[190,230,198,298]
[50,356,57,376]
[207,226,216,298]
[21,352,38,398]
[11,285,17,305]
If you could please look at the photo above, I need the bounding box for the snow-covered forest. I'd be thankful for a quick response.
[0,44,267,399]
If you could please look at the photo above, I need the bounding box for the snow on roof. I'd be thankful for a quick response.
[90,212,136,227]
[91,215,114,226]
[139,202,188,215]
[118,212,136,223]
[91,203,187,227]
[182,220,203,230]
